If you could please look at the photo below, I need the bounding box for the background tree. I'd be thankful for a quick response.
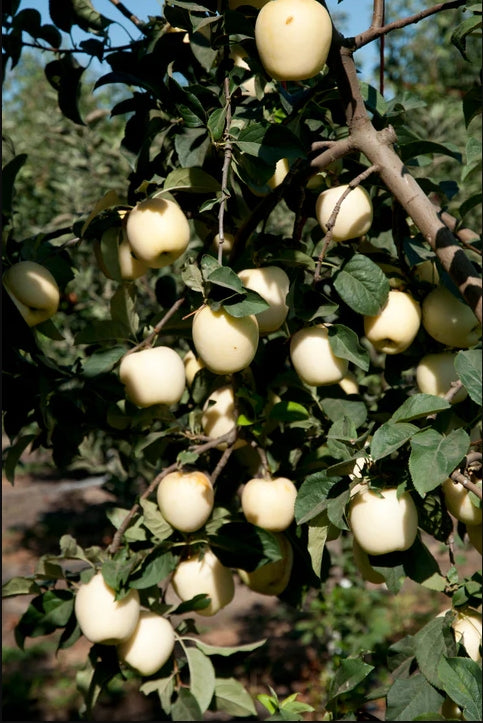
[2,0,482,720]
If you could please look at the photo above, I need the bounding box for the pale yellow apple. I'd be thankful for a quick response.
[416,351,468,404]
[74,571,140,645]
[453,608,482,662]
[192,305,259,374]
[422,286,481,348]
[352,540,385,584]
[237,266,290,334]
[95,227,149,281]
[338,371,359,395]
[171,548,235,616]
[413,259,440,286]
[241,476,297,531]
[442,478,482,526]
[2,260,60,327]
[157,470,214,532]
[230,46,257,96]
[466,524,482,555]
[289,324,349,386]
[255,0,332,81]
[364,289,421,354]
[315,184,373,242]
[125,197,190,269]
[348,487,419,556]
[212,232,235,255]
[183,349,205,386]
[119,346,186,407]
[201,384,238,441]
[237,532,293,595]
[249,158,290,197]
[117,611,175,676]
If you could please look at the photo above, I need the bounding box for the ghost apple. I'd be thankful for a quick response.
[289,324,348,386]
[315,184,373,242]
[364,289,421,354]
[192,305,259,374]
[171,549,235,616]
[157,470,214,532]
[212,232,235,256]
[119,346,186,407]
[416,351,468,404]
[237,266,290,334]
[255,0,332,81]
[2,260,60,327]
[74,571,140,645]
[241,476,297,531]
[125,197,190,269]
[117,611,175,676]
[237,532,293,595]
[422,286,481,348]
[183,349,205,387]
[348,487,419,556]
[442,478,482,526]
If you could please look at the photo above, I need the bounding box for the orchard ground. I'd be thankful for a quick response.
[3,447,480,721]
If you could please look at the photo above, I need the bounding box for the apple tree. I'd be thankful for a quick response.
[2,0,482,720]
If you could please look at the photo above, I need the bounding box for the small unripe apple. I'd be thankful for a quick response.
[442,478,482,526]
[416,351,468,404]
[315,184,373,242]
[255,0,332,81]
[422,286,481,348]
[289,324,349,386]
[352,540,385,584]
[413,259,440,286]
[192,305,259,374]
[364,289,422,355]
[440,696,465,720]
[237,532,293,595]
[348,487,419,556]
[74,571,140,645]
[241,476,297,531]
[125,197,190,269]
[117,611,175,676]
[453,608,482,662]
[183,349,205,387]
[119,346,186,407]
[2,260,60,327]
[466,524,482,555]
[237,266,290,334]
[157,470,214,532]
[171,549,235,616]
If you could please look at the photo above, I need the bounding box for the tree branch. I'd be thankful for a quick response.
[217,76,234,264]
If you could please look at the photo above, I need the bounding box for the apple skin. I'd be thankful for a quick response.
[442,478,482,526]
[171,549,235,616]
[2,260,60,327]
[237,532,293,595]
[201,384,245,449]
[183,350,205,387]
[453,608,482,662]
[117,611,175,676]
[157,470,214,533]
[249,158,290,197]
[237,266,290,334]
[95,227,150,281]
[74,571,140,645]
[364,289,422,355]
[212,232,235,255]
[466,524,482,555]
[338,371,359,396]
[289,324,349,386]
[422,286,481,348]
[192,305,259,375]
[315,185,373,242]
[440,696,465,720]
[416,351,468,404]
[352,540,385,585]
[125,197,190,269]
[413,259,440,286]
[119,346,186,407]
[241,476,297,531]
[348,487,419,556]
[255,0,332,82]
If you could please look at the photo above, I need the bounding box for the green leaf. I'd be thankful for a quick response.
[455,349,482,405]
[307,514,329,578]
[111,283,139,336]
[371,422,419,461]
[3,433,36,484]
[333,254,390,315]
[294,472,342,525]
[1,153,27,218]
[390,394,451,422]
[192,638,267,657]
[223,288,270,317]
[414,616,458,688]
[207,107,227,142]
[130,550,176,589]
[321,398,368,429]
[175,128,210,167]
[214,677,257,718]
[400,140,462,164]
[327,324,370,371]
[385,674,444,721]
[171,687,203,721]
[451,12,483,60]
[437,657,482,721]
[207,264,244,293]
[327,658,375,702]
[15,590,75,648]
[139,498,174,542]
[409,428,470,496]
[44,55,86,126]
[2,576,41,598]
[74,320,131,344]
[186,647,216,713]
[268,401,309,423]
[82,346,125,377]
[163,167,221,194]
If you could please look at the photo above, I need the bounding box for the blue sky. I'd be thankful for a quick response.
[17,0,378,80]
